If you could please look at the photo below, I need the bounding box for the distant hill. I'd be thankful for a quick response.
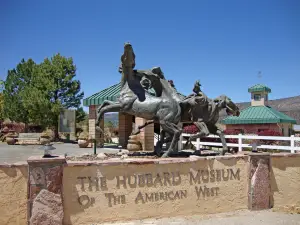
[219,95,300,124]
[102,96,300,126]
[104,113,119,126]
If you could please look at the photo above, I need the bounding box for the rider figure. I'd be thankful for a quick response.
[193,80,202,96]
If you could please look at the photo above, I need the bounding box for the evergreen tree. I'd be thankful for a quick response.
[3,59,36,130]
[76,107,87,124]
[29,54,84,139]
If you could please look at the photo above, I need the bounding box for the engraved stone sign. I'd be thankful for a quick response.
[63,157,248,224]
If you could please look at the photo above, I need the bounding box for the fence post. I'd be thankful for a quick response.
[196,138,200,150]
[238,134,243,152]
[291,135,295,153]
[178,134,183,151]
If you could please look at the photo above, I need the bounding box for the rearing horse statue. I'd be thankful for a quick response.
[96,43,182,157]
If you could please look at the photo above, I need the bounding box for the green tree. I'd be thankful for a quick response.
[3,59,36,130]
[76,107,87,124]
[28,54,84,139]
[0,80,4,121]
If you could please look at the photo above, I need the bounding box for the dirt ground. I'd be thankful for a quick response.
[100,210,300,225]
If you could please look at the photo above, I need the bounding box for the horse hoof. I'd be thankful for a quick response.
[221,148,228,155]
[161,153,169,158]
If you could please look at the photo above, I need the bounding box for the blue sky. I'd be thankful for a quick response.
[1,0,299,110]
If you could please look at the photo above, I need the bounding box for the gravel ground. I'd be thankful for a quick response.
[100,210,300,225]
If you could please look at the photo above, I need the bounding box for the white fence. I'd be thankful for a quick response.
[179,133,300,153]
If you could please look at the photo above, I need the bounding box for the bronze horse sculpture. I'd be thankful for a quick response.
[96,43,183,158]
[181,94,240,155]
[132,90,240,155]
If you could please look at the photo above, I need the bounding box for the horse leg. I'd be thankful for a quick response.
[211,125,228,155]
[161,122,182,158]
[155,129,165,156]
[185,122,209,151]
[132,120,154,135]
[96,104,122,132]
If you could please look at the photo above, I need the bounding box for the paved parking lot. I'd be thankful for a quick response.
[0,142,120,164]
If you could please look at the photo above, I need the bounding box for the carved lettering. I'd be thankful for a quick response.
[230,168,240,180]
[116,176,127,189]
[195,186,220,199]
[88,176,99,191]
[135,190,187,204]
[210,170,215,182]
[222,169,229,181]
[195,186,205,198]
[128,175,137,188]
[153,173,163,187]
[172,172,181,186]
[145,174,153,186]
[163,172,172,186]
[216,169,221,181]
[78,195,95,208]
[145,193,154,202]
[105,193,126,207]
[138,174,145,187]
[75,168,240,206]
[190,171,201,185]
[77,177,86,191]
[100,176,107,190]
[202,170,209,183]
[135,191,145,204]
[180,190,187,198]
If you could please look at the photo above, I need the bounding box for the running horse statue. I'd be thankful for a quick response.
[132,85,240,155]
[95,43,182,158]
[181,94,240,155]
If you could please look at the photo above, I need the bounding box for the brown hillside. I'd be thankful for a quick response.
[219,95,300,124]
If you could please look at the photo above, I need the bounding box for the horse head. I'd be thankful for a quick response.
[121,42,136,68]
[214,95,240,116]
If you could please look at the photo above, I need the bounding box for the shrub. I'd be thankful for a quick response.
[257,130,282,145]
[224,130,241,144]
[182,124,199,134]
[2,121,25,133]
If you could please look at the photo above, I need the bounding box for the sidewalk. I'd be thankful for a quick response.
[100,210,300,225]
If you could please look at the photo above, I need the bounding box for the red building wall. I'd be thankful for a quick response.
[225,123,281,134]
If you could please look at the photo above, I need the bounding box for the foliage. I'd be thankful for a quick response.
[1,121,25,133]
[223,129,241,144]
[257,129,282,145]
[3,59,36,126]
[78,131,89,140]
[3,55,84,139]
[182,124,199,134]
[0,80,4,121]
[76,107,87,124]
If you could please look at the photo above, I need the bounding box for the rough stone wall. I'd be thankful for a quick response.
[270,154,300,209]
[27,156,66,225]
[63,156,249,224]
[0,165,28,225]
[248,153,270,210]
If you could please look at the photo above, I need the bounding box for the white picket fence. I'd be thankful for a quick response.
[178,133,300,153]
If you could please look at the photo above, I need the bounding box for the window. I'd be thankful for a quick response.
[254,94,261,101]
